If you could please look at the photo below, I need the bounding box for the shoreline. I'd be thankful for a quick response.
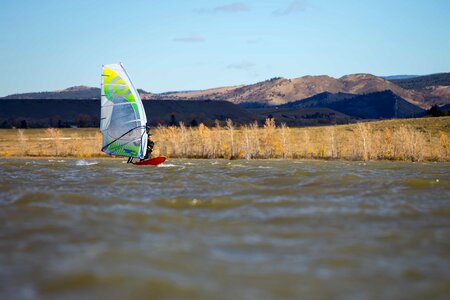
[1,155,448,163]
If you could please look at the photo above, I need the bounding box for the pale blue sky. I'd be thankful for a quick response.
[1,0,449,96]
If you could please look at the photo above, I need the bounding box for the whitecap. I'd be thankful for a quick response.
[48,159,66,163]
[257,166,273,169]
[75,160,99,166]
[157,163,178,168]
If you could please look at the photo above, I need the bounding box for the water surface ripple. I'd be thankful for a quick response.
[1,159,449,300]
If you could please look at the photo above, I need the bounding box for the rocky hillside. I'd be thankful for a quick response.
[147,74,425,107]
[387,73,450,106]
[388,73,450,89]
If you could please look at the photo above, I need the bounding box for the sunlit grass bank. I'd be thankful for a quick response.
[0,117,449,161]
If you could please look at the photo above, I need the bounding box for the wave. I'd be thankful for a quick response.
[2,191,53,205]
[157,163,178,168]
[155,197,243,210]
[75,160,99,166]
[226,162,247,168]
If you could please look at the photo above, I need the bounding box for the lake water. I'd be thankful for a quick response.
[1,159,449,300]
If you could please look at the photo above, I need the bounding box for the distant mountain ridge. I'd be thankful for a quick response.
[387,73,450,89]
[381,75,420,80]
[2,86,101,99]
[2,86,152,100]
[2,73,450,107]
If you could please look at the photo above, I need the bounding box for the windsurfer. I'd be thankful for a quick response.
[126,127,154,163]
[142,130,154,161]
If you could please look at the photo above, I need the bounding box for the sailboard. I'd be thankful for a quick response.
[132,156,167,166]
[100,63,165,166]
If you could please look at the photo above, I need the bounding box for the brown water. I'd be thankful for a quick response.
[1,159,449,300]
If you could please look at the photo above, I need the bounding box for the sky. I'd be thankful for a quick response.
[0,0,449,96]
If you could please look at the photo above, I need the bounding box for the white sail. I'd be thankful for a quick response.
[100,63,147,159]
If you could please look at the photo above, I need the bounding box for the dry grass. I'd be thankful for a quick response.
[0,117,449,161]
[0,128,104,158]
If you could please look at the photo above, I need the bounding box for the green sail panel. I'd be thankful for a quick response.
[100,63,148,158]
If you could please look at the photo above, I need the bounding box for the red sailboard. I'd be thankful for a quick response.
[132,156,166,166]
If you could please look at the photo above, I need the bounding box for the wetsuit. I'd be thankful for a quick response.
[143,140,154,160]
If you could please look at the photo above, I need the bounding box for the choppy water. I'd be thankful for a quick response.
[1,159,449,300]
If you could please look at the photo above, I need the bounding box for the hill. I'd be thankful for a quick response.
[2,86,101,100]
[439,103,450,111]
[0,97,382,128]
[387,73,450,89]
[387,73,450,106]
[147,74,425,108]
[278,91,425,119]
[0,74,426,106]
[247,107,356,126]
[279,92,355,108]
[143,100,256,126]
[0,99,257,128]
[3,73,450,108]
[2,86,153,100]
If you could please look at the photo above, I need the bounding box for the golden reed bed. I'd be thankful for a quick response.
[0,117,449,161]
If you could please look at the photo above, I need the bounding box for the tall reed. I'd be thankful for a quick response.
[45,128,62,156]
[17,129,29,156]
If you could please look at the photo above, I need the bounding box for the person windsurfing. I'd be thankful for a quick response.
[142,129,154,161]
[126,126,154,163]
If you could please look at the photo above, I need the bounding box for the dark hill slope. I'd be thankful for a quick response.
[280,92,355,108]
[279,91,425,119]
[247,107,355,126]
[0,99,257,128]
[440,103,450,110]
[143,100,256,126]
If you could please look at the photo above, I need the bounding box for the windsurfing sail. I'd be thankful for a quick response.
[100,63,147,159]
